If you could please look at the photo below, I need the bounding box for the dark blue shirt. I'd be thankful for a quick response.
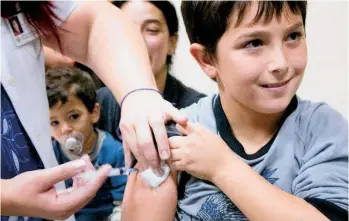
[1,85,44,221]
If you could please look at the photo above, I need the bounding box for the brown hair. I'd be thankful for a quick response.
[46,67,97,113]
[181,1,307,58]
[2,1,62,50]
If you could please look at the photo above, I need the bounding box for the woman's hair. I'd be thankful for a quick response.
[2,1,62,50]
[112,0,179,67]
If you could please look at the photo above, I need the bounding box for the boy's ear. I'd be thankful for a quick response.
[91,103,100,124]
[190,43,218,79]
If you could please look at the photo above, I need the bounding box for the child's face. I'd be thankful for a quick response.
[210,3,307,114]
[49,94,100,151]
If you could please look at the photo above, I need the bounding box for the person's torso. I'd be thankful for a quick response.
[176,95,347,221]
[1,12,57,221]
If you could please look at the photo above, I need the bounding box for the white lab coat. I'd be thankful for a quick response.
[1,1,77,221]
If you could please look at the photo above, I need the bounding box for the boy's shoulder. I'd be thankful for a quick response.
[180,95,348,142]
[295,97,347,128]
[180,94,218,133]
[294,97,348,150]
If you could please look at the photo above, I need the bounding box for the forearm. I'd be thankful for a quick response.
[212,154,329,221]
[1,179,10,215]
[122,167,177,221]
[1,179,16,216]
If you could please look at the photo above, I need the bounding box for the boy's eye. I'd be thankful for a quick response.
[51,121,59,127]
[69,114,80,120]
[287,32,302,42]
[244,39,264,49]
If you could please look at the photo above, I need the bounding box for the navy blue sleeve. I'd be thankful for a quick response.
[96,87,121,141]
[100,133,127,201]
[306,198,348,221]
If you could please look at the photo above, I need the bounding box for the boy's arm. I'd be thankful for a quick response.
[121,164,178,221]
[213,153,330,221]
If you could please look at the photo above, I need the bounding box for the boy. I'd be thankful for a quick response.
[46,67,126,221]
[121,1,348,221]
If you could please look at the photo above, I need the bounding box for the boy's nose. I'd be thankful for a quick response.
[268,47,289,77]
[61,123,73,135]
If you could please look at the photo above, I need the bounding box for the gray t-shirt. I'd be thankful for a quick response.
[176,95,348,221]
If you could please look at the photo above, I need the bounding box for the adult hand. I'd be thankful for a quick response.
[119,90,187,175]
[169,122,236,182]
[1,155,111,220]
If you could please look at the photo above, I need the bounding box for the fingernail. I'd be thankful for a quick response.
[152,168,164,177]
[160,150,169,160]
[72,159,86,169]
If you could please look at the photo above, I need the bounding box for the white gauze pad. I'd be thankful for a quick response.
[140,162,170,189]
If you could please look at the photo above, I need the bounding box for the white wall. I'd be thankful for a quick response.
[170,1,348,119]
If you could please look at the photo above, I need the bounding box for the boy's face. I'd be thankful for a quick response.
[206,3,307,114]
[49,94,100,151]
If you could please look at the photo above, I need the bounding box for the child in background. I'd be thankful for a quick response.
[46,67,126,221]
[121,1,348,221]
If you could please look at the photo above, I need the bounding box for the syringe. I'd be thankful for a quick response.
[77,167,139,181]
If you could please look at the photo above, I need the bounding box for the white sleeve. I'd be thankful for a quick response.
[51,0,78,26]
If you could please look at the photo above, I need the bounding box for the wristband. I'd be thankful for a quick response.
[120,88,162,111]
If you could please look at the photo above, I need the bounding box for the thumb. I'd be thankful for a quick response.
[164,103,188,125]
[40,158,91,189]
[55,165,112,214]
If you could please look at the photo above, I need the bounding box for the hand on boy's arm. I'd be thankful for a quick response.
[120,92,188,172]
[169,122,236,182]
[1,155,111,220]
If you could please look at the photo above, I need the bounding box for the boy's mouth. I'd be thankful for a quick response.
[261,79,290,88]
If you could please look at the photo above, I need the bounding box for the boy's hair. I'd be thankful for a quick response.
[46,67,97,112]
[181,1,307,59]
[112,0,179,68]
